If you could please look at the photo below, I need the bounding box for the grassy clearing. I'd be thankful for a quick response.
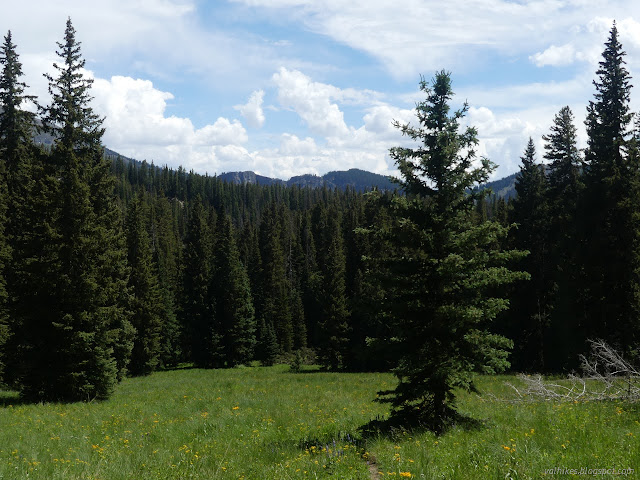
[368,376,640,479]
[0,369,638,479]
[0,365,390,479]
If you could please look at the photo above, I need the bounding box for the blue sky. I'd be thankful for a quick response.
[3,0,640,180]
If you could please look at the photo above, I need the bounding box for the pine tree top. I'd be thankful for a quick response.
[391,71,493,202]
[0,30,37,154]
[43,18,105,154]
[585,21,633,172]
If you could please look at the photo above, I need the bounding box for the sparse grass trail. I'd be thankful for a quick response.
[1,370,639,479]
[365,454,383,480]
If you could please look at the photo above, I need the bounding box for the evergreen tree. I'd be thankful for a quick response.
[256,318,279,366]
[0,30,36,200]
[212,211,256,366]
[258,202,292,353]
[14,19,131,400]
[581,23,640,359]
[0,149,7,383]
[349,191,395,371]
[374,72,525,429]
[300,210,322,348]
[317,207,350,370]
[291,287,307,351]
[181,197,221,367]
[126,190,163,375]
[508,138,550,371]
[0,30,37,384]
[543,106,584,370]
[152,196,182,368]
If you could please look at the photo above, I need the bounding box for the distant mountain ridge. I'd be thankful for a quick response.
[479,172,518,199]
[30,127,511,195]
[218,168,397,192]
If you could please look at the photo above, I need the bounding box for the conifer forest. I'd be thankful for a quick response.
[2,18,640,432]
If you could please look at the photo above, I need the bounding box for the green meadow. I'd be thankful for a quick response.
[0,367,638,479]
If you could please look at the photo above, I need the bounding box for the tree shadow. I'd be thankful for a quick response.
[0,389,60,407]
[358,409,487,440]
[0,390,25,407]
[0,387,112,407]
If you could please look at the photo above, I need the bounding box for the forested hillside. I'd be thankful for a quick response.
[2,19,640,430]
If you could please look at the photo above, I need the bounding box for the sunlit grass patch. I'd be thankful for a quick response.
[1,370,639,479]
[367,375,640,479]
[0,366,390,479]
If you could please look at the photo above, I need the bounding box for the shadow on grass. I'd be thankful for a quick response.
[0,389,60,407]
[358,409,487,439]
[0,390,23,407]
[0,389,111,407]
[158,362,198,372]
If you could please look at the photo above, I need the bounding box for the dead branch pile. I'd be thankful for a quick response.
[503,339,640,402]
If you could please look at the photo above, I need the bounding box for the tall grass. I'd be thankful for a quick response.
[368,375,640,479]
[0,369,638,479]
[0,366,390,479]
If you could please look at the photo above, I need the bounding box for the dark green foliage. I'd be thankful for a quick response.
[126,190,163,375]
[0,149,7,384]
[317,206,350,370]
[257,202,292,353]
[543,106,584,370]
[0,30,37,384]
[581,23,640,360]
[12,19,131,401]
[212,211,256,366]
[181,196,221,368]
[291,288,307,350]
[373,72,526,429]
[42,19,104,154]
[0,31,37,199]
[152,196,182,368]
[348,192,396,371]
[256,318,279,366]
[508,138,550,371]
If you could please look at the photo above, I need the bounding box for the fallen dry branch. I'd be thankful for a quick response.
[501,339,640,403]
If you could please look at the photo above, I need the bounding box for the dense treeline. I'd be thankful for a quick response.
[0,20,398,402]
[1,19,639,428]
[497,23,640,373]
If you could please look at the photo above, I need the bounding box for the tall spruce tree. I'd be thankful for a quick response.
[0,144,7,383]
[581,23,640,359]
[212,211,256,366]
[126,190,163,375]
[0,30,36,200]
[543,106,584,370]
[0,31,37,384]
[15,19,131,400]
[317,207,350,370]
[152,195,182,368]
[509,138,550,371]
[181,196,221,367]
[258,202,292,353]
[374,72,525,429]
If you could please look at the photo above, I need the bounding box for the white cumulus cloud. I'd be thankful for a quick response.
[530,43,577,67]
[272,67,351,138]
[279,134,317,155]
[91,75,248,172]
[235,90,266,128]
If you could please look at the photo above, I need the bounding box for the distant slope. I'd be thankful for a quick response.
[218,171,282,186]
[29,125,509,196]
[219,168,397,192]
[321,169,396,191]
[478,172,517,199]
